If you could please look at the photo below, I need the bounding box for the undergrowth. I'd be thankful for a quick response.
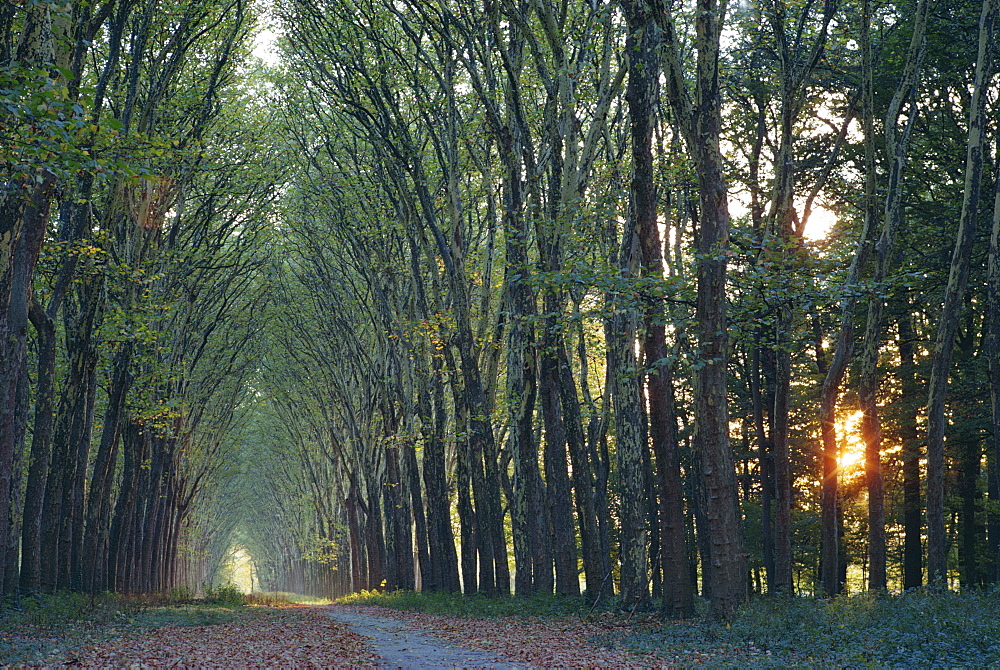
[243,591,317,606]
[338,589,592,618]
[0,589,248,666]
[613,588,1000,667]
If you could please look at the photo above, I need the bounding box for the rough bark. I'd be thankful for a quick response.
[897,303,923,588]
[988,142,1000,583]
[655,0,747,620]
[926,0,996,586]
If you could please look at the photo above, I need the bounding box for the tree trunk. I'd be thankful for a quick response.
[539,343,579,596]
[897,302,923,588]
[20,298,56,594]
[750,345,776,592]
[82,345,132,593]
[656,0,747,620]
[451,373,478,594]
[856,0,928,591]
[505,171,545,596]
[558,342,607,600]
[817,0,878,597]
[108,421,145,591]
[926,0,996,586]
[421,355,460,592]
[621,0,692,615]
[987,140,1000,583]
[0,0,60,598]
[3,371,28,600]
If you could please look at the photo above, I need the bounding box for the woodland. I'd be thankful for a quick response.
[1,0,1000,626]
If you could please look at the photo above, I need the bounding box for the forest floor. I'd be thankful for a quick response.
[0,596,658,668]
[325,604,662,667]
[5,589,1000,667]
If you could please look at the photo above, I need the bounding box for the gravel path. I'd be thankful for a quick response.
[325,607,524,669]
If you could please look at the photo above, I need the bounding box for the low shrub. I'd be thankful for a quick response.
[243,591,292,607]
[202,582,245,606]
[337,589,589,618]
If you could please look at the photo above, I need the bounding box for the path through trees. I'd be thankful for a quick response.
[3,0,1000,622]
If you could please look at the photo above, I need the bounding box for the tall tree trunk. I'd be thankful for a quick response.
[558,342,607,600]
[505,163,545,596]
[926,0,996,586]
[21,297,56,594]
[763,0,836,594]
[987,142,1000,584]
[3,371,28,600]
[656,0,747,620]
[0,0,59,599]
[607,0,668,611]
[108,421,145,591]
[958,430,981,587]
[403,438,431,591]
[751,345,776,591]
[897,301,923,588]
[539,344,579,596]
[856,0,928,591]
[450,369,478,594]
[621,0,692,615]
[82,344,132,593]
[21,185,91,594]
[653,363,692,615]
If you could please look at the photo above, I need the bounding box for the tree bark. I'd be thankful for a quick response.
[926,0,996,586]
[987,141,1000,584]
[856,0,928,591]
[897,302,923,588]
[656,0,747,620]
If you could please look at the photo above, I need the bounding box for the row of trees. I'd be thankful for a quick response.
[4,0,1000,624]
[234,0,1000,621]
[1,0,281,602]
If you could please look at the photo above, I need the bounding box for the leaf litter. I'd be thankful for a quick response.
[22,603,669,668]
[70,606,377,668]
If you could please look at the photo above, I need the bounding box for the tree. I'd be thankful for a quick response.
[925,0,997,586]
[655,0,748,619]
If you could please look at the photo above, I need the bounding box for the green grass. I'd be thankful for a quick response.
[612,589,1000,667]
[0,590,247,666]
[243,591,333,606]
[337,589,592,618]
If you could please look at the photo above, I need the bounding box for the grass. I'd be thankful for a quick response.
[0,589,248,666]
[243,591,333,606]
[337,588,593,618]
[611,588,1000,667]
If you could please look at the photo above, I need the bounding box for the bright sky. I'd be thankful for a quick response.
[730,196,838,242]
[253,27,280,66]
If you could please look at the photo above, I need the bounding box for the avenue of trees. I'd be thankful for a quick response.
[3,0,1000,621]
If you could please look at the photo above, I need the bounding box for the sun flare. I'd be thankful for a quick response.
[837,410,866,472]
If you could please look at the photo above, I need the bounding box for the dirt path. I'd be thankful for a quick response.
[326,605,661,668]
[61,604,657,668]
[325,606,523,668]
